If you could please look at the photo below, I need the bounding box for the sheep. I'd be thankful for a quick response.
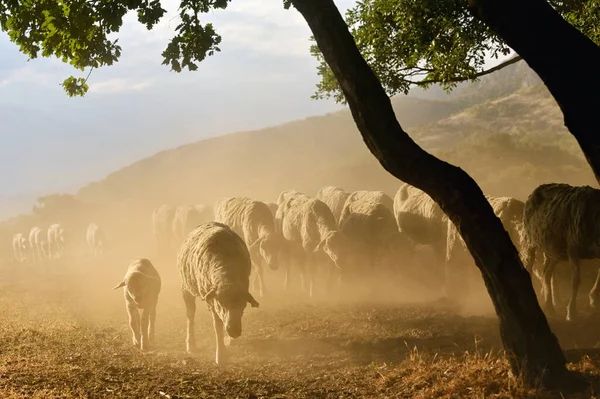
[47,224,65,259]
[172,205,212,247]
[12,233,27,263]
[113,258,161,351]
[177,222,259,365]
[266,202,278,219]
[445,196,525,302]
[338,196,412,283]
[275,195,347,297]
[215,197,286,298]
[394,183,447,275]
[315,186,350,224]
[344,190,394,215]
[28,227,47,262]
[276,189,305,205]
[86,223,105,260]
[152,205,176,256]
[521,183,600,321]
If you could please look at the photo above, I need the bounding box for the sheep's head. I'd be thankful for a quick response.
[125,273,158,307]
[314,230,347,269]
[204,285,259,339]
[249,232,285,271]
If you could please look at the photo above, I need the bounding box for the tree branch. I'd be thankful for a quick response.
[408,55,523,86]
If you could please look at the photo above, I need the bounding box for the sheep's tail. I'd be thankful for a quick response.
[113,281,126,290]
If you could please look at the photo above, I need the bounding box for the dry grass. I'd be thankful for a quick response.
[0,256,600,398]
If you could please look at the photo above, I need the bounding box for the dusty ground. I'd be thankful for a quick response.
[1,253,600,398]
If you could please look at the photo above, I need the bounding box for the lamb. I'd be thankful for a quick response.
[521,183,600,321]
[12,233,27,263]
[172,204,212,247]
[28,226,47,262]
[177,222,259,364]
[215,197,286,298]
[338,196,412,282]
[86,223,105,260]
[113,258,161,351]
[344,190,394,215]
[152,205,176,256]
[445,196,525,302]
[47,224,65,259]
[315,186,350,224]
[275,195,347,297]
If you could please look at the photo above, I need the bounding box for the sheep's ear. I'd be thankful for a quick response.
[201,288,216,301]
[113,281,126,290]
[247,293,259,308]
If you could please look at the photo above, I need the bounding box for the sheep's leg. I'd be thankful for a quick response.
[126,301,141,347]
[589,267,600,309]
[306,254,315,298]
[284,262,291,291]
[256,262,266,298]
[566,256,581,322]
[149,305,157,344]
[182,289,197,353]
[140,308,151,351]
[541,257,558,316]
[551,274,559,307]
[211,310,227,365]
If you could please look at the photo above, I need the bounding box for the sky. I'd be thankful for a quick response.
[0,0,357,200]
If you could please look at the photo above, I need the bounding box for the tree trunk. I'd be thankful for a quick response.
[467,0,600,184]
[290,0,568,388]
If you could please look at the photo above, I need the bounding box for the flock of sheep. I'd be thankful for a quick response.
[8,181,600,364]
[12,222,105,263]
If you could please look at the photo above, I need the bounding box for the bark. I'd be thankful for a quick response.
[467,0,600,184]
[290,0,568,388]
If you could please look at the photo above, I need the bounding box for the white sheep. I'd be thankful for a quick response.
[86,223,105,260]
[28,227,47,262]
[275,194,347,297]
[152,205,176,256]
[445,195,525,302]
[47,224,65,259]
[12,233,27,263]
[215,197,286,298]
[177,222,259,365]
[344,190,394,215]
[521,183,600,321]
[315,186,350,225]
[338,194,413,282]
[172,204,213,247]
[113,258,161,351]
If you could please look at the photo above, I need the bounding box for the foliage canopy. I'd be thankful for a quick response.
[310,0,600,103]
[0,0,232,96]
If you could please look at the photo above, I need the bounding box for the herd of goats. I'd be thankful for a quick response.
[6,181,600,363]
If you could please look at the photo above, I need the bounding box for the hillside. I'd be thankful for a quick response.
[1,61,596,257]
[74,61,591,211]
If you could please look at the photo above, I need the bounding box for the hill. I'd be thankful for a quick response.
[0,61,595,257]
[74,61,591,209]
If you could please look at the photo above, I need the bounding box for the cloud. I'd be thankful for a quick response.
[0,64,58,88]
[89,78,155,93]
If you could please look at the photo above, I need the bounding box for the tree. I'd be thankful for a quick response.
[0,0,584,389]
[310,0,600,103]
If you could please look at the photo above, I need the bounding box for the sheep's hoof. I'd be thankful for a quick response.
[186,346,199,354]
[224,336,233,347]
[590,296,597,309]
[566,310,577,322]
[132,339,141,348]
[215,352,228,365]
